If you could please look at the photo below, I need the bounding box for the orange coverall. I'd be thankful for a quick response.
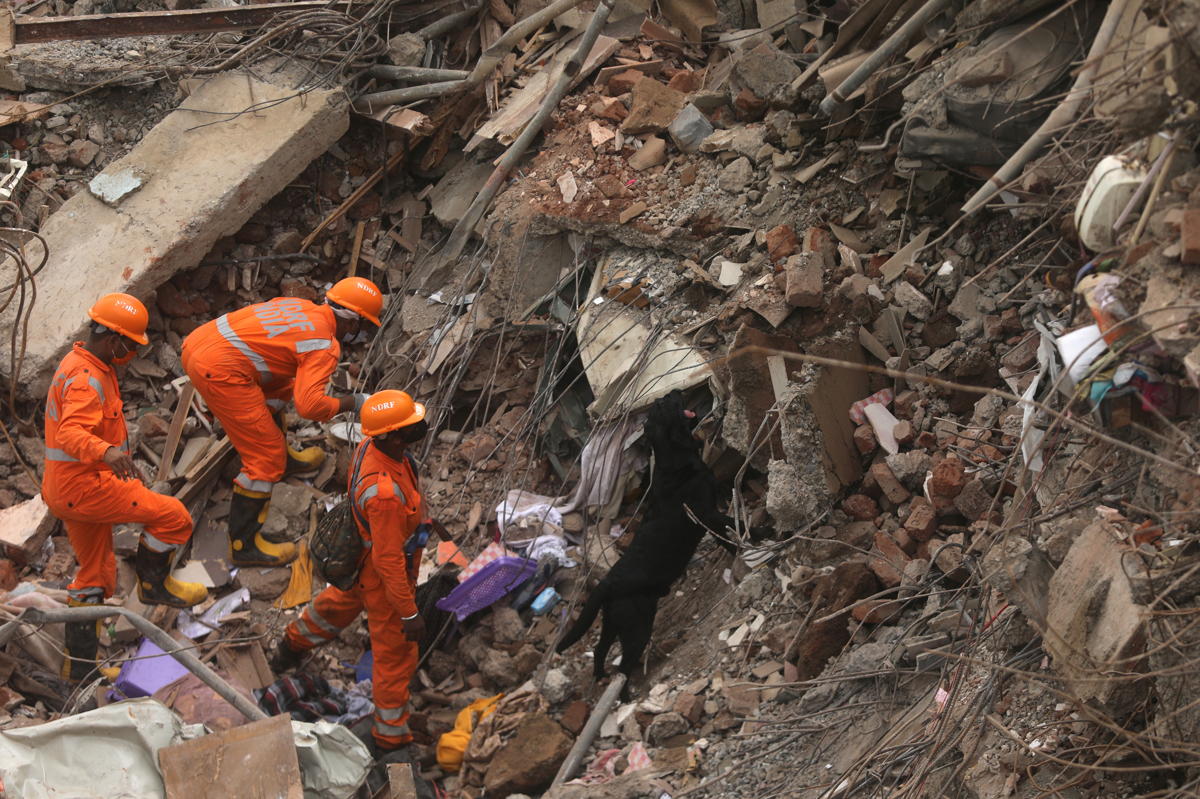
[181,298,343,492]
[286,439,424,749]
[42,344,193,603]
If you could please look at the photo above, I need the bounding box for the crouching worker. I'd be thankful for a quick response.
[181,277,384,568]
[271,390,438,757]
[43,294,207,682]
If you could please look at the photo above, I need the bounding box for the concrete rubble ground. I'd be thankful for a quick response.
[0,0,1198,796]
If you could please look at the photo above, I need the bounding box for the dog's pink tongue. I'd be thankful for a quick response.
[683,409,696,418]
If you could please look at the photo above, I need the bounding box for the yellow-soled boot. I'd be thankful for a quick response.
[230,486,297,567]
[285,444,326,477]
[61,594,101,683]
[135,539,208,608]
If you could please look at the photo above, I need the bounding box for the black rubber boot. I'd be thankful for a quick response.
[61,599,100,683]
[135,541,208,608]
[229,487,297,567]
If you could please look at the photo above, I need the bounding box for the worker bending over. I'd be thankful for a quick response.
[43,294,207,682]
[182,278,383,568]
[271,390,438,755]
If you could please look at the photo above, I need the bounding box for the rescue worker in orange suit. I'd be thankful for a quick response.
[43,294,208,682]
[181,277,384,568]
[270,390,442,756]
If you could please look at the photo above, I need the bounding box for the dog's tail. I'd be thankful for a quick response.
[555,587,607,653]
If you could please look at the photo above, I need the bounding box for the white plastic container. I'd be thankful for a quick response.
[1074,154,1146,251]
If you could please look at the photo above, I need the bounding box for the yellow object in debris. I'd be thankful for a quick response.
[436,693,503,773]
[275,540,315,609]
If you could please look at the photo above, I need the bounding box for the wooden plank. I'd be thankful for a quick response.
[159,715,302,799]
[156,381,195,482]
[348,220,365,278]
[11,2,364,45]
[174,437,234,506]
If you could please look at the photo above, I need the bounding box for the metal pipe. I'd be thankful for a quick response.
[354,79,466,112]
[551,673,626,785]
[0,605,267,722]
[367,65,469,82]
[818,0,953,116]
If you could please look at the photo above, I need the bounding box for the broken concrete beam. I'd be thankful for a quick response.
[1043,521,1148,708]
[760,332,868,530]
[0,495,57,565]
[0,72,348,394]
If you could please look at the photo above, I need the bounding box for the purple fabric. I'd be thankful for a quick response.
[436,557,537,621]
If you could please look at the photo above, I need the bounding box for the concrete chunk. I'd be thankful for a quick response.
[1044,521,1148,707]
[0,72,348,393]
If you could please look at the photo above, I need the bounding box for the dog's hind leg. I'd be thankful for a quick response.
[616,595,658,693]
[593,607,617,682]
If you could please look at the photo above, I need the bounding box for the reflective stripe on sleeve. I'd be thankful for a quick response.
[294,338,332,354]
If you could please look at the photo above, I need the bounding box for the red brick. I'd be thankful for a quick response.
[607,69,644,95]
[280,277,319,302]
[803,227,835,260]
[869,462,911,504]
[842,493,879,521]
[1183,208,1200,265]
[560,700,591,735]
[667,70,703,93]
[915,431,937,450]
[673,692,704,724]
[733,87,767,121]
[903,497,938,541]
[893,390,919,419]
[893,420,914,445]
[590,96,628,122]
[766,224,799,262]
[999,333,1039,371]
[954,478,994,521]
[784,252,824,308]
[982,315,1004,340]
[930,456,966,498]
[1000,306,1023,334]
[892,526,916,555]
[869,531,912,587]
[0,558,18,592]
[852,598,903,624]
[853,424,877,455]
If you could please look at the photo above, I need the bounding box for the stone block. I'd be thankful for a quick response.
[0,495,57,565]
[667,103,713,153]
[1044,522,1148,707]
[620,79,686,135]
[784,251,823,307]
[0,72,349,393]
[484,714,571,796]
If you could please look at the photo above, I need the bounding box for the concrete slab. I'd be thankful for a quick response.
[0,495,57,565]
[0,72,348,394]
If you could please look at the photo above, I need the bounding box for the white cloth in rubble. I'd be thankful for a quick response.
[554,415,644,515]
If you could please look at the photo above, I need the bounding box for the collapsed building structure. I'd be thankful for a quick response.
[0,0,1199,796]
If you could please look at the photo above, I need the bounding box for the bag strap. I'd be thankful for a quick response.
[347,440,372,534]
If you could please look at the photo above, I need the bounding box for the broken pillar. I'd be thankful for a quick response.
[0,72,348,395]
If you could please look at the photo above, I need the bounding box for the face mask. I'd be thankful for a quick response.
[112,338,137,366]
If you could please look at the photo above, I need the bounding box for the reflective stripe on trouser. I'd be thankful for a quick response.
[42,473,193,599]
[287,589,358,649]
[285,561,417,748]
[182,352,290,488]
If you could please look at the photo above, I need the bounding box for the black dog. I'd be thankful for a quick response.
[555,390,746,686]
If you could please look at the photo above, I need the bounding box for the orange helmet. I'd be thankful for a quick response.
[361,390,425,437]
[326,277,383,326]
[88,293,149,345]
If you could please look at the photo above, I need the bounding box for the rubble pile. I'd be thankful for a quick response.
[0,0,1199,796]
